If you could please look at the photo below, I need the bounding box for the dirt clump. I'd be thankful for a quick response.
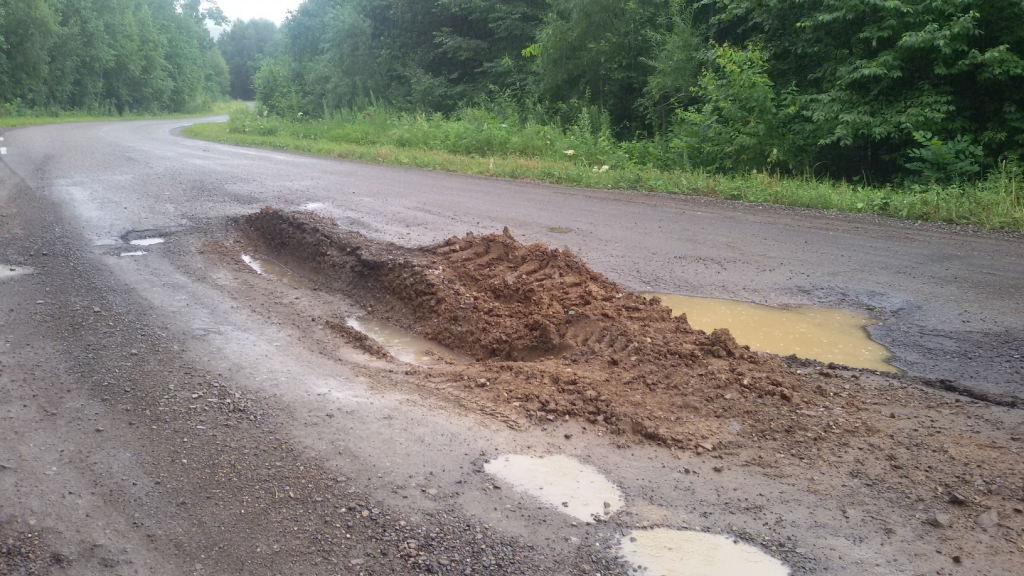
[240,207,842,449]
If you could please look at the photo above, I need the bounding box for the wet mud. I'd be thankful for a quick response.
[237,208,858,450]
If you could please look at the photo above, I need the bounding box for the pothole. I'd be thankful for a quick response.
[241,254,311,289]
[346,317,471,365]
[0,265,33,280]
[619,528,789,576]
[484,454,623,523]
[129,237,165,246]
[234,208,877,450]
[646,294,894,371]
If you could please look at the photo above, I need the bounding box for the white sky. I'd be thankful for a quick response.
[215,0,305,24]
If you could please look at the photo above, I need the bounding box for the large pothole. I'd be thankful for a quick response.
[234,208,866,451]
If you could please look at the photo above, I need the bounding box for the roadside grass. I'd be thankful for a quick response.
[0,101,250,129]
[184,109,1024,232]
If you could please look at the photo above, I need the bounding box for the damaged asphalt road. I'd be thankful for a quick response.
[1,118,1023,575]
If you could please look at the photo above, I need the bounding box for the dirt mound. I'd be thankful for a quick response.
[241,208,848,449]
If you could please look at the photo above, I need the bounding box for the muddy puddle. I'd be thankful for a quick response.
[0,266,33,280]
[619,528,789,576]
[648,294,893,371]
[241,255,311,290]
[484,455,624,523]
[346,317,471,365]
[129,237,165,246]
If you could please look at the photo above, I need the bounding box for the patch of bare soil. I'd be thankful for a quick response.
[240,207,832,451]
[235,208,1024,570]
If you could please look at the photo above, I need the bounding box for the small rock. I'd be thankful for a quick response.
[92,307,101,313]
[929,513,951,528]
[948,492,968,505]
[698,442,715,452]
[713,466,724,473]
[426,489,438,496]
[561,502,569,508]
[952,555,962,564]
[492,483,501,490]
[95,427,104,432]
[502,226,514,239]
[975,509,998,528]
[130,349,138,356]
[350,558,364,566]
[603,501,611,510]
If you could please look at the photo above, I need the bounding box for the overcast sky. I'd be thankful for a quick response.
[215,0,305,24]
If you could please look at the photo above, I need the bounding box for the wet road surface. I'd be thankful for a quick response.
[2,118,1024,575]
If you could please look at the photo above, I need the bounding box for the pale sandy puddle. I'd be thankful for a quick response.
[647,294,893,371]
[549,227,573,234]
[241,255,311,290]
[346,317,471,365]
[0,265,33,280]
[119,251,147,257]
[129,237,165,246]
[484,454,624,523]
[620,529,788,576]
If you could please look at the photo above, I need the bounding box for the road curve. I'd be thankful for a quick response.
[4,117,1022,399]
[3,118,1024,575]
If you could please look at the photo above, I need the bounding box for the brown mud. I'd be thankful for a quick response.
[240,207,830,450]
[222,208,1024,571]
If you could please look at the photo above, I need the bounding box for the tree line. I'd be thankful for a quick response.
[221,0,1024,183]
[0,0,229,114]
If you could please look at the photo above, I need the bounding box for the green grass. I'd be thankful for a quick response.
[183,108,1024,232]
[0,100,250,129]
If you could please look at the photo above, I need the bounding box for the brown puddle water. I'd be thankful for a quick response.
[549,227,573,234]
[0,265,33,280]
[241,255,311,290]
[647,294,894,371]
[346,317,472,366]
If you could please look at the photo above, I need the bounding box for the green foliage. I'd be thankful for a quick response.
[218,18,279,100]
[530,0,672,135]
[0,0,229,114]
[669,43,794,172]
[190,110,1024,231]
[710,0,1024,179]
[905,131,984,183]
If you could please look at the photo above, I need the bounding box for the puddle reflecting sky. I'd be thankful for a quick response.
[648,294,894,371]
[346,317,471,365]
[619,529,789,576]
[241,254,311,290]
[0,265,33,280]
[484,454,624,523]
[129,237,165,246]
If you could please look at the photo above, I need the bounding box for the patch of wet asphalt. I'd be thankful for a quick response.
[6,119,1022,402]
[3,120,1024,575]
[0,159,624,574]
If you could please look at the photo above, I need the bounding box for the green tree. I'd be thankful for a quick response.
[218,18,278,100]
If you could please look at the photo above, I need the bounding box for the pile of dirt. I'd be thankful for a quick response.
[240,208,859,449]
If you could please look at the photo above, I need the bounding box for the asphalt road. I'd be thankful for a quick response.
[2,118,1024,575]
[5,117,1023,398]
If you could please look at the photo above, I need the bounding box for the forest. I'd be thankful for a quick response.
[213,0,1024,186]
[4,0,1024,211]
[0,0,229,115]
